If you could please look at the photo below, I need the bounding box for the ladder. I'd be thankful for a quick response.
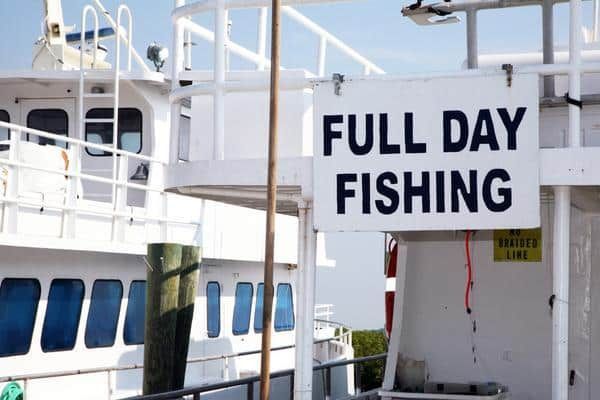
[63,3,133,240]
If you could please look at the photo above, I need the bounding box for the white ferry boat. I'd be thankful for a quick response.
[0,1,368,399]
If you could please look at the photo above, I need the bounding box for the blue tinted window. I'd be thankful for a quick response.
[85,280,123,348]
[0,279,40,356]
[41,279,84,352]
[253,283,264,333]
[232,283,253,335]
[275,284,294,332]
[124,281,146,345]
[206,282,220,338]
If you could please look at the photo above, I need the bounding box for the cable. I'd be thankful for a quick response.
[465,229,473,314]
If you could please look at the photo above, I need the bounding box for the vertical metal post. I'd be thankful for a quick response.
[317,37,327,76]
[247,382,254,400]
[185,21,192,70]
[324,367,331,400]
[259,0,281,396]
[542,0,555,97]
[552,1,581,400]
[169,0,185,165]
[257,8,268,70]
[295,206,317,400]
[466,8,478,69]
[382,240,407,391]
[112,154,128,242]
[294,204,307,399]
[3,130,20,234]
[594,0,599,42]
[213,0,228,161]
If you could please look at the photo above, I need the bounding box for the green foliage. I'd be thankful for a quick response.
[352,330,387,391]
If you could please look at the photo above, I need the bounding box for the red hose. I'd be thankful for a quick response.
[465,230,473,314]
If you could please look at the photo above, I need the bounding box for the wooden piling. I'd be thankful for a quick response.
[172,245,201,390]
[143,243,183,395]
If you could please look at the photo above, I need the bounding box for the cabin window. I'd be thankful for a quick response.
[41,279,85,352]
[274,284,294,332]
[85,280,123,348]
[0,110,9,141]
[253,283,264,333]
[85,108,142,156]
[124,280,146,345]
[179,114,190,161]
[206,282,220,338]
[27,109,69,148]
[232,283,253,335]
[0,278,40,357]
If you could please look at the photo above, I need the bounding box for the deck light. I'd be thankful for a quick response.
[146,42,169,72]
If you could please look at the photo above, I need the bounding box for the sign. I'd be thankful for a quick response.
[493,228,542,262]
[313,74,540,232]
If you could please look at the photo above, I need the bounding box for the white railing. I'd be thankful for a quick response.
[168,0,385,163]
[0,121,198,240]
[0,319,352,398]
[314,303,334,321]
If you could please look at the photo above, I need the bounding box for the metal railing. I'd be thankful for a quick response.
[0,121,198,241]
[119,353,387,400]
[168,0,385,163]
[0,320,352,393]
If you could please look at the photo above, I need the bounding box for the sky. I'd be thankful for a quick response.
[0,1,595,75]
[0,0,596,330]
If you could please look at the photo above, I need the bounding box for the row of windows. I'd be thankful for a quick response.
[0,278,146,357]
[0,278,295,357]
[207,282,295,338]
[0,108,142,155]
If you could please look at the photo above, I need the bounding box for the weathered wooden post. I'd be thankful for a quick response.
[172,245,201,390]
[143,243,183,395]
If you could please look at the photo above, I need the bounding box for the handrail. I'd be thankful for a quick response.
[0,121,163,164]
[171,0,384,76]
[120,353,387,400]
[0,319,353,384]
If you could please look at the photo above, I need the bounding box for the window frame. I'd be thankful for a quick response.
[84,279,123,349]
[253,283,264,333]
[0,109,10,141]
[41,278,85,352]
[26,108,69,148]
[232,282,253,336]
[123,280,146,345]
[84,108,143,156]
[0,278,41,357]
[206,281,221,338]
[274,283,295,332]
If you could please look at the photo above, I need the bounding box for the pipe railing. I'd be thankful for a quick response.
[120,353,387,400]
[0,121,198,238]
[0,319,353,387]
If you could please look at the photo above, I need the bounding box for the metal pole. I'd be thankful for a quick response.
[466,8,478,69]
[169,0,185,164]
[257,8,268,70]
[259,0,281,396]
[294,205,307,399]
[552,1,581,399]
[542,0,555,97]
[213,0,228,160]
[594,0,599,41]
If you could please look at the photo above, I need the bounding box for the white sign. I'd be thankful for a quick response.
[313,74,540,232]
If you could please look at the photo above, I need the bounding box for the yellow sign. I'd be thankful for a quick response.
[493,228,542,262]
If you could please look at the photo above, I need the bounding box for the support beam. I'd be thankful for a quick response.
[381,239,407,392]
[294,204,317,400]
[466,9,478,69]
[294,204,307,399]
[542,0,555,97]
[172,245,201,390]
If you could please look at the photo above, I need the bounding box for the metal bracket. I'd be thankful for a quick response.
[332,73,345,96]
[502,63,513,87]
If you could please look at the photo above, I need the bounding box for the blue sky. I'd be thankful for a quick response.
[0,1,594,75]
